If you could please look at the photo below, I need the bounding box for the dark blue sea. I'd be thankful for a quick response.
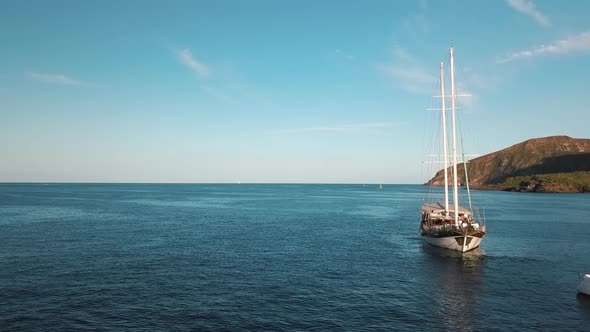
[1,183,589,331]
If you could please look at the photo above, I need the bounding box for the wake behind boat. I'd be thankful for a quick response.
[419,47,486,253]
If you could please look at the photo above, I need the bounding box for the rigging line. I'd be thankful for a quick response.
[424,70,441,202]
[431,100,442,201]
[457,105,473,212]
[425,106,436,201]
[422,68,441,204]
[424,83,432,203]
[427,109,436,197]
[432,73,444,202]
[444,53,452,183]
[421,102,430,202]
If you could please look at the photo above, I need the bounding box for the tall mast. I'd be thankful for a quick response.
[440,62,449,213]
[450,47,459,226]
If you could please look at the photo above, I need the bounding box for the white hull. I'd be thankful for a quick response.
[422,235,483,253]
[578,274,590,295]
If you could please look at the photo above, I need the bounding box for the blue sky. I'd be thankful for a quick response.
[1,0,589,183]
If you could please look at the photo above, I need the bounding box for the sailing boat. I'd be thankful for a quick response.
[419,47,486,252]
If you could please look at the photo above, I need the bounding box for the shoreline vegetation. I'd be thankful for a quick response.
[475,171,590,193]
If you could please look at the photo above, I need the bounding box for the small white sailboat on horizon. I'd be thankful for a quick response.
[419,47,486,253]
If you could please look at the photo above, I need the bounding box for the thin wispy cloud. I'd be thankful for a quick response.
[377,47,436,94]
[392,46,416,62]
[280,122,394,134]
[498,31,590,63]
[505,0,551,27]
[174,48,233,101]
[28,72,81,85]
[403,14,429,36]
[177,48,211,78]
[378,65,436,93]
[334,49,356,60]
[458,68,497,95]
[201,86,233,103]
[402,0,429,37]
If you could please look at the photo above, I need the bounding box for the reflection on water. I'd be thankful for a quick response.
[421,244,486,332]
[577,293,590,321]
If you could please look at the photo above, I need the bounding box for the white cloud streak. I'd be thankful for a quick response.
[177,48,211,78]
[498,31,590,63]
[403,14,429,36]
[401,1,429,37]
[201,86,233,103]
[392,46,416,62]
[28,72,81,85]
[378,65,436,87]
[334,49,356,60]
[505,0,551,26]
[377,47,436,94]
[280,122,394,134]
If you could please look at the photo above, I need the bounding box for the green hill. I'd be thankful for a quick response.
[426,136,590,193]
[490,172,590,193]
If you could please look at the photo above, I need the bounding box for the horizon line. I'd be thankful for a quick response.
[0,181,421,185]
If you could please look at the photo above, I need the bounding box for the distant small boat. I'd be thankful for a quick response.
[379,184,383,189]
[578,274,590,295]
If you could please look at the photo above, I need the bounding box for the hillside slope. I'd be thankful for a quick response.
[426,136,590,192]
